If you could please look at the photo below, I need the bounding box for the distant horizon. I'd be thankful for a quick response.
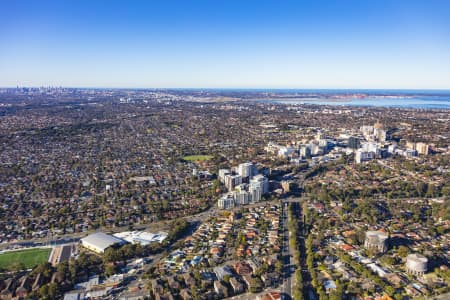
[2,86,450,93]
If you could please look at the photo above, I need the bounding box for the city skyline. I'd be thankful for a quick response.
[1,0,450,89]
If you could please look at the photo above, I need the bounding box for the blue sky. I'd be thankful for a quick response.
[1,0,449,89]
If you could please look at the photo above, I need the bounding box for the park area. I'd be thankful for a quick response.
[182,154,213,161]
[0,248,51,271]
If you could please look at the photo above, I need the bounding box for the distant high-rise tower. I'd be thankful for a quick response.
[416,142,429,155]
[374,120,384,131]
[238,162,254,179]
[218,169,231,183]
[250,174,269,194]
[373,121,386,142]
[348,137,360,149]
[224,174,242,191]
[316,130,324,140]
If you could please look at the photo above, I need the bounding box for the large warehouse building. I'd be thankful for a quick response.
[80,232,125,254]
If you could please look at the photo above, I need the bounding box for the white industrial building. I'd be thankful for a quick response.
[80,232,125,254]
[113,231,168,246]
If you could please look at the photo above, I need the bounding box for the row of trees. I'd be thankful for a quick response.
[287,204,304,300]
[305,234,320,298]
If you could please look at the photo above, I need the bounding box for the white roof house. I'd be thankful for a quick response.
[80,232,125,254]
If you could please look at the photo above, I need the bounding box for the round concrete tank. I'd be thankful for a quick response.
[406,253,428,275]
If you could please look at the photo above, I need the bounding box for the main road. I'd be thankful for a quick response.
[1,198,282,251]
[281,200,294,299]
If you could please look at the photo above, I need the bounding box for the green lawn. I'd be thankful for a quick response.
[0,248,51,270]
[183,155,213,161]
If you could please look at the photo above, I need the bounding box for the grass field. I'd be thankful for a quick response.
[183,155,213,161]
[0,248,51,270]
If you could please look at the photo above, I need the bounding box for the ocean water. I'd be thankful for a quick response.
[264,97,450,109]
[248,90,450,109]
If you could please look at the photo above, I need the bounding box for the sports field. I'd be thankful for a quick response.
[0,248,51,270]
[183,155,213,161]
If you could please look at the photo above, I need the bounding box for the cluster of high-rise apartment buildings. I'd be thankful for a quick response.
[265,130,333,161]
[262,121,431,165]
[355,121,430,163]
[217,162,269,209]
[355,121,387,163]
[405,141,430,156]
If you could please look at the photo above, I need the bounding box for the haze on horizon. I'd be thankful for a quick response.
[1,0,450,89]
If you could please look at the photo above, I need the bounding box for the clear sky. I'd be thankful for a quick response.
[1,0,449,89]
